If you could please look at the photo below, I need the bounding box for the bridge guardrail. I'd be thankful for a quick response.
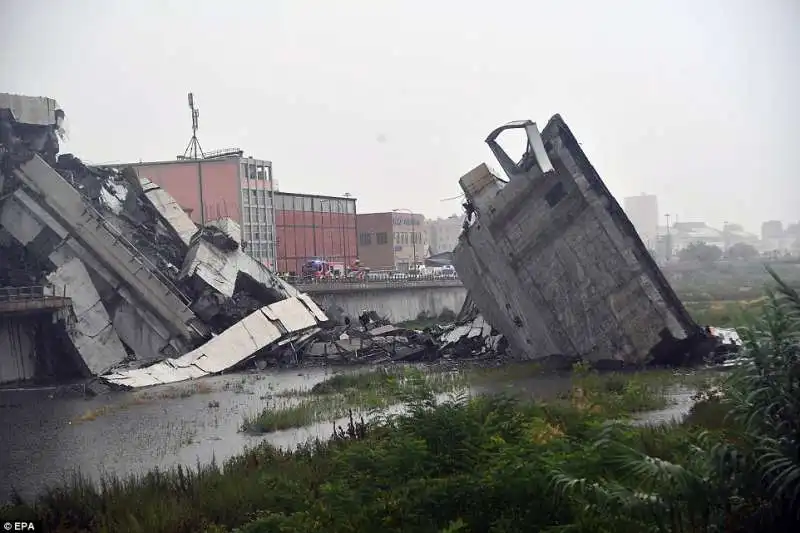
[78,194,193,308]
[0,285,73,313]
[0,285,66,301]
[284,274,460,285]
[292,277,464,291]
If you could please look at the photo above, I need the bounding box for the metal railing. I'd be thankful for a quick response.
[78,197,193,307]
[0,285,67,301]
[290,274,462,287]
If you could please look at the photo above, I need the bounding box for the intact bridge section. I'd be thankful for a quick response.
[296,280,468,323]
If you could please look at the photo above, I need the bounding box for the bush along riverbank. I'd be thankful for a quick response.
[3,272,799,533]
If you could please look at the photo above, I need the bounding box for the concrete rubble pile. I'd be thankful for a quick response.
[452,116,741,369]
[299,312,438,365]
[0,92,328,388]
[295,300,512,365]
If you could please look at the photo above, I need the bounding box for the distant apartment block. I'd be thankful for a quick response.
[356,211,427,271]
[761,220,784,240]
[760,220,797,253]
[425,214,464,254]
[623,193,659,250]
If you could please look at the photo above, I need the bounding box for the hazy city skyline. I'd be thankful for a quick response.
[4,0,798,232]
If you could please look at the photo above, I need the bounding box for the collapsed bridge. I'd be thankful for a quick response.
[0,93,328,388]
[454,117,719,367]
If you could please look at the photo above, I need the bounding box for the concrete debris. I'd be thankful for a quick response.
[0,92,327,387]
[46,257,128,375]
[102,297,323,388]
[452,116,738,369]
[437,313,508,358]
[0,94,746,387]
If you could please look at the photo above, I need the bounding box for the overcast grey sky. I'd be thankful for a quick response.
[3,0,798,232]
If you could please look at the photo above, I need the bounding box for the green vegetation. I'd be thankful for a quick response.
[668,260,800,302]
[241,367,468,433]
[3,270,799,532]
[685,298,766,327]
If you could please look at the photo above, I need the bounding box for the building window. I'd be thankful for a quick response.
[376,232,388,245]
[359,233,372,246]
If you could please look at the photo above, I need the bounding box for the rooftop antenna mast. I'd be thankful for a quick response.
[183,92,206,225]
[183,92,205,159]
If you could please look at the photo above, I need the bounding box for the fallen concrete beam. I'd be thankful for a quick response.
[180,219,300,300]
[101,295,326,388]
[46,257,128,374]
[0,188,192,360]
[12,155,204,343]
[454,116,706,365]
[138,177,199,247]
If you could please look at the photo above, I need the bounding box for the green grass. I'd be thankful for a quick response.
[684,298,766,327]
[242,367,469,433]
[242,363,711,435]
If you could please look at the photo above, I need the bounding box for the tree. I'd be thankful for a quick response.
[678,242,723,263]
[727,242,759,260]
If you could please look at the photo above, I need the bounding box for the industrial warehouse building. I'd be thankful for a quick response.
[273,191,358,275]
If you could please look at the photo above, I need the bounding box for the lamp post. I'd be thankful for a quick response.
[393,208,417,272]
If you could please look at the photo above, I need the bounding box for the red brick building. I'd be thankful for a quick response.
[122,152,278,266]
[274,192,358,275]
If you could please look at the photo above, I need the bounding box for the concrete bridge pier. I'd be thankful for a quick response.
[0,287,87,385]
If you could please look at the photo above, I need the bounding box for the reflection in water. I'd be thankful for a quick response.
[0,368,700,502]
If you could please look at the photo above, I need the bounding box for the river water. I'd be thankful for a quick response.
[0,367,699,502]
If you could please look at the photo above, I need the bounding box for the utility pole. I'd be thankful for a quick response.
[183,93,206,225]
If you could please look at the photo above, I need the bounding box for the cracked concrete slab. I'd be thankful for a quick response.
[46,257,127,374]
